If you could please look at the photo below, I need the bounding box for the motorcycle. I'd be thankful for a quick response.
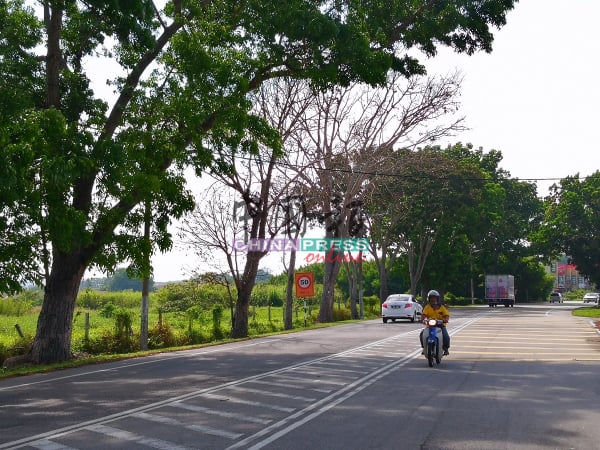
[421,318,444,367]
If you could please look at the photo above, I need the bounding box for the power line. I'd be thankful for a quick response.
[220,152,577,184]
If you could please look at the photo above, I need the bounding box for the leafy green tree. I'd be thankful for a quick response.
[0,0,516,364]
[512,257,554,302]
[368,146,485,297]
[536,172,600,287]
[107,267,154,292]
[338,259,377,299]
[421,144,544,298]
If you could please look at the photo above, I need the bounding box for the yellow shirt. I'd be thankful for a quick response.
[422,304,450,326]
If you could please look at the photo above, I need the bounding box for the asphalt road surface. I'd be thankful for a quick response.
[1,304,599,450]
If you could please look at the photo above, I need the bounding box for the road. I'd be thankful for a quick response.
[1,304,599,450]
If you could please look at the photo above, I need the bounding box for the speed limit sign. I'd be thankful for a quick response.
[295,272,314,298]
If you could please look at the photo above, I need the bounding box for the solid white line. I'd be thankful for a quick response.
[232,317,483,450]
[226,350,423,450]
[0,321,472,449]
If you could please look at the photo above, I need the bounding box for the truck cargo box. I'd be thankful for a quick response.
[485,274,515,307]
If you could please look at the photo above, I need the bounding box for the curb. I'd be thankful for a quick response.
[589,319,600,335]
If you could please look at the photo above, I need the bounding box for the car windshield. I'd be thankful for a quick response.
[388,295,410,302]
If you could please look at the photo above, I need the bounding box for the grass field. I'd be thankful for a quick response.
[1,304,321,345]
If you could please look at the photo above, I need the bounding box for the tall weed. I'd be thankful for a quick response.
[0,298,34,316]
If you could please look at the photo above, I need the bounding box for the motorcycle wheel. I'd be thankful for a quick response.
[427,343,435,367]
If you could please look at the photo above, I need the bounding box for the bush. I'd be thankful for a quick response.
[333,305,352,321]
[0,297,34,316]
[212,304,224,340]
[155,281,234,312]
[0,335,33,367]
[248,321,281,335]
[444,293,485,306]
[363,295,380,313]
[99,301,116,318]
[268,289,284,307]
[148,321,178,349]
[113,309,133,338]
[77,288,104,309]
[76,290,145,310]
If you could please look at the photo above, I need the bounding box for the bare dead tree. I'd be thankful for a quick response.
[178,184,243,331]
[180,79,315,337]
[283,70,466,320]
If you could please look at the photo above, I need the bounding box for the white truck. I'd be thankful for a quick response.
[485,274,515,307]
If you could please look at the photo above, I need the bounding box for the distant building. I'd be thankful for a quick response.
[548,255,593,292]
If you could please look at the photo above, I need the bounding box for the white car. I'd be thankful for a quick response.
[381,294,423,323]
[549,292,563,303]
[583,292,599,304]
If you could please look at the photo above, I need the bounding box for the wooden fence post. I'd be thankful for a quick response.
[14,324,24,338]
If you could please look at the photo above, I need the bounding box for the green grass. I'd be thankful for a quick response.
[572,306,600,318]
[1,301,377,379]
[0,318,368,379]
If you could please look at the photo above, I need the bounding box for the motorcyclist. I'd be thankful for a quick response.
[421,289,450,355]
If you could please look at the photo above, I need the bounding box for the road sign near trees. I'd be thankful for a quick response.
[295,272,314,298]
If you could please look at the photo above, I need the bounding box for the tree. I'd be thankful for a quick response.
[537,172,600,287]
[108,267,154,292]
[0,0,516,363]
[419,144,543,298]
[284,71,466,320]
[365,146,485,299]
[180,79,315,338]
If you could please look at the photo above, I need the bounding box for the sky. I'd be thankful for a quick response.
[423,0,600,194]
[116,1,600,282]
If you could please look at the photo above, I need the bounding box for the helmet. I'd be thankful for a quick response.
[427,289,441,305]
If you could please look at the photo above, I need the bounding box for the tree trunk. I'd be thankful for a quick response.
[29,252,86,364]
[232,293,250,338]
[318,249,342,322]
[357,253,364,319]
[140,200,151,351]
[408,235,435,296]
[231,251,261,338]
[140,278,149,351]
[370,235,394,304]
[345,256,360,320]
[379,261,389,304]
[284,249,297,330]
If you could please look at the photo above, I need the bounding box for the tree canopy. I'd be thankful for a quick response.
[536,172,600,287]
[0,0,516,364]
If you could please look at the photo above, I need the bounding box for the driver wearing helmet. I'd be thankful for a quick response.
[421,289,451,355]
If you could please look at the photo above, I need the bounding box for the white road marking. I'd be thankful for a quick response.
[249,379,332,394]
[28,440,77,450]
[202,393,296,413]
[226,385,316,402]
[170,401,272,425]
[132,411,242,439]
[86,423,191,450]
